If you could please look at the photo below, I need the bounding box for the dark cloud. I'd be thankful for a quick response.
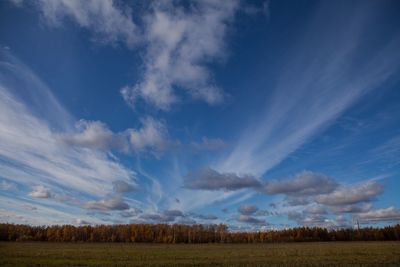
[288,210,350,229]
[83,197,129,210]
[184,167,261,191]
[237,215,266,225]
[177,218,197,225]
[113,180,137,193]
[263,171,337,196]
[75,219,91,225]
[192,214,218,220]
[140,210,184,223]
[305,205,328,215]
[255,210,272,216]
[357,207,400,223]
[284,196,310,206]
[238,204,258,215]
[163,209,184,217]
[330,204,372,214]
[120,208,142,218]
[315,181,384,206]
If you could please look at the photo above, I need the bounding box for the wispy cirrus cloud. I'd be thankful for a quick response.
[0,49,139,223]
[218,1,400,177]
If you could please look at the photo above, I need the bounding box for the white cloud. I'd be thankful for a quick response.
[28,185,51,198]
[0,50,136,212]
[55,120,129,152]
[218,2,400,177]
[127,117,168,152]
[10,0,240,110]
[55,117,168,154]
[112,180,137,193]
[121,1,238,110]
[36,0,138,47]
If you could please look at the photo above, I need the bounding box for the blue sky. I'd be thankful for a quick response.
[0,0,400,230]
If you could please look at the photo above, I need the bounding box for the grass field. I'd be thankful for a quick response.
[0,242,399,266]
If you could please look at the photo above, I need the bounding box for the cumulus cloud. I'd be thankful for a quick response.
[28,185,51,198]
[184,167,261,191]
[112,180,137,193]
[83,197,129,210]
[55,120,128,151]
[238,204,258,215]
[11,1,242,110]
[121,1,238,110]
[127,117,168,152]
[55,116,170,155]
[315,181,384,206]
[357,207,400,223]
[263,171,338,196]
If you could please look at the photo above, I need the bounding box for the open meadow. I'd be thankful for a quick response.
[1,241,399,267]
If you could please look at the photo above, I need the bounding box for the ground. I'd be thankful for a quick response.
[0,241,399,266]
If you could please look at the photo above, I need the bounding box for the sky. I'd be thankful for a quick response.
[0,0,400,230]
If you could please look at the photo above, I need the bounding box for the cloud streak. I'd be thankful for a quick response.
[218,1,400,177]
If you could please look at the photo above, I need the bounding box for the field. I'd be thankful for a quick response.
[0,242,399,267]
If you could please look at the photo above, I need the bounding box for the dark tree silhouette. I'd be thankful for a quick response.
[0,223,399,243]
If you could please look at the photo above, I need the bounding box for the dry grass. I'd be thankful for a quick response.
[1,241,399,266]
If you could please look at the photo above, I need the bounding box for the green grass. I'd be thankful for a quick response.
[0,242,399,266]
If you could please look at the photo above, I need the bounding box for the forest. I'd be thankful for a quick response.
[1,223,399,243]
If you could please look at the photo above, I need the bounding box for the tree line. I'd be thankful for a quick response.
[0,223,399,243]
